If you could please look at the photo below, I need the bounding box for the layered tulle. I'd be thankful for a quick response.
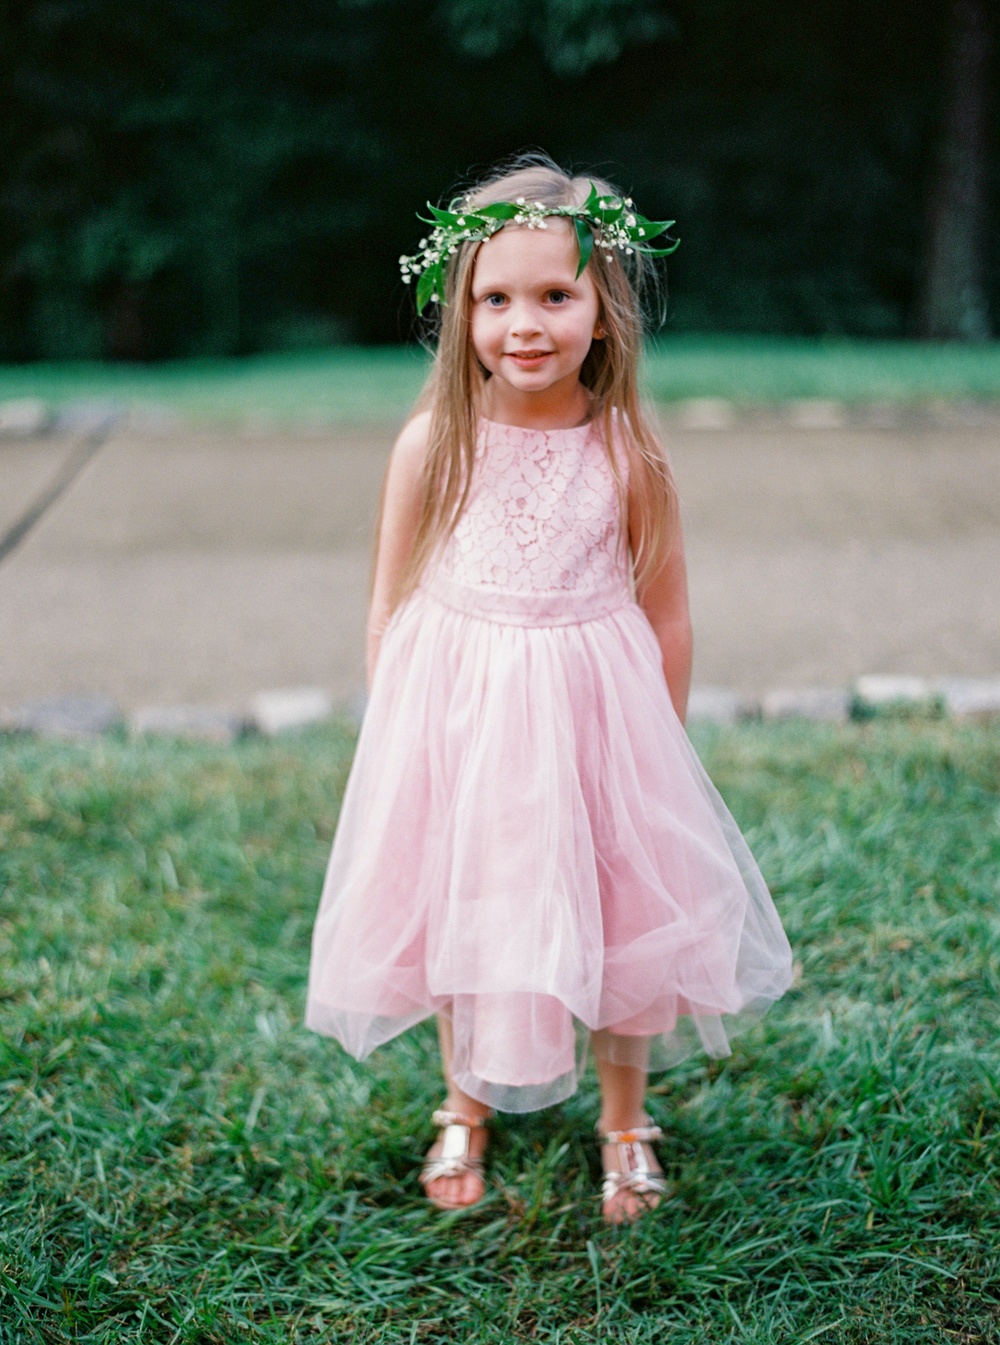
[305,579,794,1112]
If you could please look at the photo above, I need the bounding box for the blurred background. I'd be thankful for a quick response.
[1,0,998,720]
[1,0,997,357]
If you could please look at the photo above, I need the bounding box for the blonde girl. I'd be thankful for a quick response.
[306,153,792,1224]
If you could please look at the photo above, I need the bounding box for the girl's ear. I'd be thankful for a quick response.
[593,323,606,340]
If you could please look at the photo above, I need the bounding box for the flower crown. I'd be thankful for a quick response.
[399,182,679,313]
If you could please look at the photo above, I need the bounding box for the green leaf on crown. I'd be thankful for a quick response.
[424,203,464,225]
[416,265,440,312]
[475,202,522,221]
[574,218,594,277]
[636,217,676,238]
[640,238,681,257]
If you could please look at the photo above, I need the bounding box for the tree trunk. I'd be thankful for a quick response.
[915,0,993,340]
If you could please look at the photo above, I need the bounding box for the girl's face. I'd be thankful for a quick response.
[469,220,603,410]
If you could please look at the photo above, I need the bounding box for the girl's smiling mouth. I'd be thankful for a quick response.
[506,350,554,366]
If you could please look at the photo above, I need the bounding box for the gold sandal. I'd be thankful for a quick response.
[419,1108,491,1209]
[598,1123,667,1220]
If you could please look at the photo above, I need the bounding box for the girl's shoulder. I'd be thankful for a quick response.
[392,409,433,468]
[380,410,433,510]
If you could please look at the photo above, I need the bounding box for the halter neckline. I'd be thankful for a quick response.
[479,415,594,436]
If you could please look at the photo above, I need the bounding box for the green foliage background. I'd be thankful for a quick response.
[2,0,997,360]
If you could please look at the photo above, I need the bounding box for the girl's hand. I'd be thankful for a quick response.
[366,412,432,688]
[630,482,693,725]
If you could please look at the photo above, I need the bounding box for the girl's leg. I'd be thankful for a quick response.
[422,1012,491,1209]
[595,1051,664,1224]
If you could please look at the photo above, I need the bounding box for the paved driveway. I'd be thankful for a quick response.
[1,421,997,709]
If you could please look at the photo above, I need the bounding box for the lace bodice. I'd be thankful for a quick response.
[434,418,630,598]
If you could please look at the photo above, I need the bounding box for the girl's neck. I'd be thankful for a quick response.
[481,379,593,431]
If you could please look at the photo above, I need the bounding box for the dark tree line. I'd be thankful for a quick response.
[916,0,994,340]
[0,0,995,360]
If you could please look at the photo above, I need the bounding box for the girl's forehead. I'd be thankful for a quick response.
[472,220,581,283]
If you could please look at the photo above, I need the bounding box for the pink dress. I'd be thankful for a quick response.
[306,418,793,1112]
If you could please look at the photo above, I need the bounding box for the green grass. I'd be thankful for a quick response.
[644,335,1000,405]
[1,720,999,1343]
[0,348,430,427]
[2,337,1000,428]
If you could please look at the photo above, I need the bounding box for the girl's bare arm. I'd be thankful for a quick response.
[629,489,693,725]
[366,412,431,688]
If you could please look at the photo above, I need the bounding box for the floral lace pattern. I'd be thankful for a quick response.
[436,419,630,595]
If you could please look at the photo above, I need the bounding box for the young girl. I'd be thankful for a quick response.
[306,154,793,1224]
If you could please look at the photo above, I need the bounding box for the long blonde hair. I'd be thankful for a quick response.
[390,152,678,605]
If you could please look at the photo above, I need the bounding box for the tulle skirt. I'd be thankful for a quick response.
[305,577,794,1112]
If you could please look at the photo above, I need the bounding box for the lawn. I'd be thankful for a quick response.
[1,721,999,1343]
[2,337,1000,427]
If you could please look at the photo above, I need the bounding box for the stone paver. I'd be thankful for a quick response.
[934,677,1000,721]
[0,398,50,436]
[250,687,333,735]
[786,399,847,429]
[761,687,851,722]
[854,674,935,712]
[676,398,736,430]
[129,704,247,742]
[9,694,121,738]
[687,687,757,724]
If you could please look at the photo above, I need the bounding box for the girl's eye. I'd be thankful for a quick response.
[547,290,570,304]
[485,293,507,307]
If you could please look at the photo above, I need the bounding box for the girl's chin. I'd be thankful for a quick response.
[485,361,585,401]
[495,362,563,387]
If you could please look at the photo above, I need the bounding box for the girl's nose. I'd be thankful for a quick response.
[508,303,542,338]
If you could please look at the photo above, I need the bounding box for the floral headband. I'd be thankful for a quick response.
[399,181,679,313]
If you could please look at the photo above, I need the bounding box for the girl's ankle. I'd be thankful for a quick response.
[442,1096,491,1123]
[597,1112,651,1135]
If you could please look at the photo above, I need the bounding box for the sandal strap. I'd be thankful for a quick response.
[602,1168,668,1202]
[598,1123,665,1208]
[431,1108,491,1130]
[421,1152,486,1185]
[420,1110,489,1191]
[599,1124,663,1144]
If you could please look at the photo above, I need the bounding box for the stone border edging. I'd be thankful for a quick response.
[3,677,999,742]
[688,676,1000,725]
[3,395,1000,440]
[666,397,1000,431]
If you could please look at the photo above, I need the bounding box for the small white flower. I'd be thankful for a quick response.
[638,228,646,237]
[626,214,636,226]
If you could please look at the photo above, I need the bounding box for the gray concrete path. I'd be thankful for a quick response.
[1,421,997,710]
